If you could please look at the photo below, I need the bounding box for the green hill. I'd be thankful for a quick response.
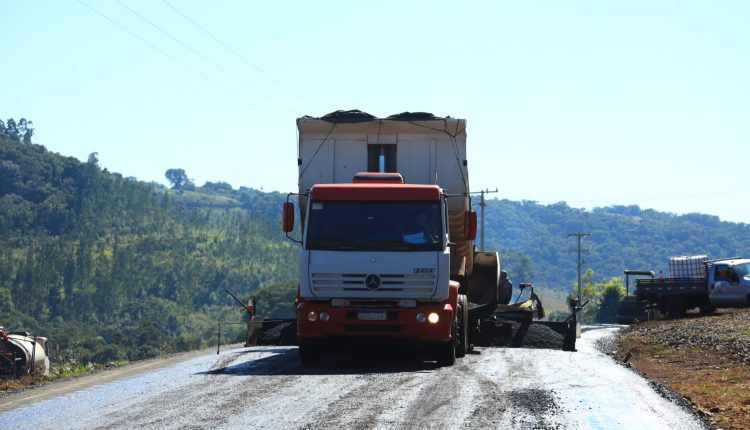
[483,199,750,290]
[0,119,296,363]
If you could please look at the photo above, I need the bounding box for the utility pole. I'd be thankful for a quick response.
[568,232,590,325]
[470,188,498,251]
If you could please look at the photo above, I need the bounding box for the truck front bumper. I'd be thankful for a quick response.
[296,301,454,343]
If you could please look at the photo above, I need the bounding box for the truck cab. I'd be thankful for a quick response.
[707,259,750,307]
[290,176,460,351]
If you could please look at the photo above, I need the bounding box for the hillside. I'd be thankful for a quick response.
[0,119,297,364]
[483,199,750,290]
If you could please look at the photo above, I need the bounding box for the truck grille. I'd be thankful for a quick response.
[310,273,435,296]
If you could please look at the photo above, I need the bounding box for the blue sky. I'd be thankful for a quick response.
[2,1,749,223]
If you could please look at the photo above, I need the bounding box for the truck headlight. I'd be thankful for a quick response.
[428,312,439,324]
[307,311,318,322]
[319,312,330,322]
[416,313,427,323]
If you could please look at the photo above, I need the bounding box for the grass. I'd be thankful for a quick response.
[1,359,131,393]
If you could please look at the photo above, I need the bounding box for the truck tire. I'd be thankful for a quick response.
[437,322,457,366]
[298,340,321,365]
[666,297,686,319]
[456,295,469,358]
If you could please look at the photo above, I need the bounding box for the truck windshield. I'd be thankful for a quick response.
[734,263,750,278]
[306,200,443,251]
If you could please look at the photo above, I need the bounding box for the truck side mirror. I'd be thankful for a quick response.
[282,202,295,232]
[464,210,477,241]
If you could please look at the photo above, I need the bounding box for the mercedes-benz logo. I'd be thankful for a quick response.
[365,274,381,290]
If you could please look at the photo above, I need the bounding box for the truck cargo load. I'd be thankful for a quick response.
[668,255,708,279]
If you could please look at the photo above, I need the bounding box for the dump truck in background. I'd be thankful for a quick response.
[618,255,750,321]
[282,110,577,365]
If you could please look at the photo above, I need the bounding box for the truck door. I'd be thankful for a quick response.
[724,266,746,306]
[709,264,739,306]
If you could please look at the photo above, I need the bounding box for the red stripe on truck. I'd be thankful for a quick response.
[311,184,442,201]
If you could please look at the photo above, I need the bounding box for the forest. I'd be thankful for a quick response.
[0,118,296,363]
[1,116,749,364]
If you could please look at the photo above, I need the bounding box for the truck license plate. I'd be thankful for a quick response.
[358,311,386,321]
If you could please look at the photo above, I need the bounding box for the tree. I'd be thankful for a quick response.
[572,269,597,323]
[501,249,536,282]
[595,277,625,323]
[1,118,34,144]
[570,269,625,323]
[165,168,188,189]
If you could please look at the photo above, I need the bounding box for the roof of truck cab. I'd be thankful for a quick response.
[713,258,750,266]
[310,183,443,201]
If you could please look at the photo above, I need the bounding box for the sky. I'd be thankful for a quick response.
[2,1,749,223]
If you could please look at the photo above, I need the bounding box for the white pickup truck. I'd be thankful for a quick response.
[634,257,750,318]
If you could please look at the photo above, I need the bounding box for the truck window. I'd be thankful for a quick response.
[306,201,442,251]
[714,265,731,281]
[734,263,750,278]
[367,145,397,173]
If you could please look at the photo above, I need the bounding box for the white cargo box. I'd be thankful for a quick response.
[668,255,708,279]
[296,111,473,276]
[297,111,469,197]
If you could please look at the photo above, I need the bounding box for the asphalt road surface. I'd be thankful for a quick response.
[0,326,706,430]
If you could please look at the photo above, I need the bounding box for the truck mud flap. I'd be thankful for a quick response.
[246,317,298,346]
[472,318,576,351]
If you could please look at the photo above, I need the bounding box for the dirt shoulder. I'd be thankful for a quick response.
[617,308,750,430]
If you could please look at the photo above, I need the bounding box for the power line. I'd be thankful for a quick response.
[161,0,322,113]
[76,0,287,125]
[539,186,750,206]
[112,0,300,116]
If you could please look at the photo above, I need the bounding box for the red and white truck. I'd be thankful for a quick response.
[282,110,575,364]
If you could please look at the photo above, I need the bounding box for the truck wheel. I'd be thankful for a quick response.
[437,322,457,366]
[666,297,686,318]
[298,340,320,365]
[456,295,469,358]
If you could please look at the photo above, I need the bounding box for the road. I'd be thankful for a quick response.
[0,326,706,430]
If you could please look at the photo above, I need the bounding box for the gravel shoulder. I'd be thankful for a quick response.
[617,308,750,430]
